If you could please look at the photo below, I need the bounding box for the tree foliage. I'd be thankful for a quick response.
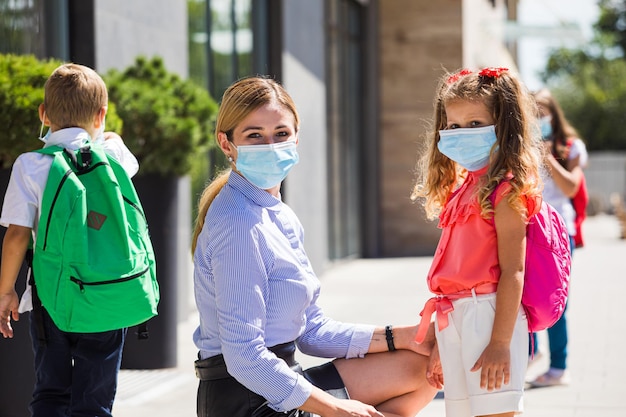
[541,0,626,150]
[105,56,218,176]
[0,54,123,169]
[0,54,60,168]
[595,0,626,55]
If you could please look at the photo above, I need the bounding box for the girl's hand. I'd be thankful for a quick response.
[470,342,511,391]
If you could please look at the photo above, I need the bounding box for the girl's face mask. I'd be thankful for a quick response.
[437,125,497,171]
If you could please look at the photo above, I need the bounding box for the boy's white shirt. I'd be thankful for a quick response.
[0,128,139,313]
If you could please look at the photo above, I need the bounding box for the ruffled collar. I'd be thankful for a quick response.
[439,167,488,228]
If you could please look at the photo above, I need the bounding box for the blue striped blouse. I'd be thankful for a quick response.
[192,171,375,411]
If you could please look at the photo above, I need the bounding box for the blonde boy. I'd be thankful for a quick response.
[0,63,137,417]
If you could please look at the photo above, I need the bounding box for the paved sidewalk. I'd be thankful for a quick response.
[114,214,626,417]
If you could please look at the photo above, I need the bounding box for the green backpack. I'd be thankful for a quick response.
[32,144,159,333]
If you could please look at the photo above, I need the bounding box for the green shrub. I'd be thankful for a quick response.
[0,53,125,169]
[105,56,218,176]
[0,54,62,169]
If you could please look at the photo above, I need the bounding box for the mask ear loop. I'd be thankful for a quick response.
[39,111,48,142]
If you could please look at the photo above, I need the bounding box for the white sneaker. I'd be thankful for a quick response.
[527,351,544,369]
[529,368,570,388]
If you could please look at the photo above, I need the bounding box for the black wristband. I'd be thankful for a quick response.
[385,325,396,352]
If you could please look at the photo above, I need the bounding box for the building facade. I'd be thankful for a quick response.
[1,0,518,272]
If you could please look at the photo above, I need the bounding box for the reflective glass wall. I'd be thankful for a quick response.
[327,0,366,260]
[0,0,71,62]
[188,0,278,179]
[189,0,256,99]
[0,0,45,56]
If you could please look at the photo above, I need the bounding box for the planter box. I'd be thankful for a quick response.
[0,168,36,417]
[121,174,191,369]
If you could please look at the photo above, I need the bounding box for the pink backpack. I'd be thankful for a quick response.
[490,192,571,332]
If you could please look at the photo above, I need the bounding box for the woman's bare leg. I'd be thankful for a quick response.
[333,350,438,417]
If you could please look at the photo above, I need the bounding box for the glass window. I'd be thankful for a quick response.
[188,0,260,181]
[189,0,210,90]
[209,0,253,95]
[0,0,45,56]
[327,0,365,260]
[189,0,253,100]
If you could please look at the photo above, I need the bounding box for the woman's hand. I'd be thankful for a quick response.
[330,398,384,417]
[302,388,384,417]
[406,322,436,356]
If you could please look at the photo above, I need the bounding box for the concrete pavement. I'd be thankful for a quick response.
[114,214,626,417]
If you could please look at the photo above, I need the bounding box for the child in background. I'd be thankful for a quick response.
[0,63,138,417]
[412,67,544,417]
[528,88,588,387]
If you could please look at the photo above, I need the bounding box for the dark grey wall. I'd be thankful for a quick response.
[281,0,329,274]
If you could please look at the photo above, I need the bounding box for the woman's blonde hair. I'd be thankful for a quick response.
[412,68,544,220]
[191,76,300,253]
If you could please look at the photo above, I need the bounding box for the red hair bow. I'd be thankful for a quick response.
[446,68,473,84]
[478,67,508,78]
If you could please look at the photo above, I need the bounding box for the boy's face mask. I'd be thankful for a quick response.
[38,112,106,143]
[93,118,106,143]
[39,112,50,143]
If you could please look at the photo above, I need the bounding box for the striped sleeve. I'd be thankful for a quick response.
[210,204,313,411]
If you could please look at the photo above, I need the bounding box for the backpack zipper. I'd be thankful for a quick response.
[70,266,151,292]
[123,196,147,222]
[42,169,73,251]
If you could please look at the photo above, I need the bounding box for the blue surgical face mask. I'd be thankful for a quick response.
[437,125,497,171]
[234,140,299,189]
[539,115,552,140]
[93,118,106,144]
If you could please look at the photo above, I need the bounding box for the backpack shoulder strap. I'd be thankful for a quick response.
[33,145,64,156]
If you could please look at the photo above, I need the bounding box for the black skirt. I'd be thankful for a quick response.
[194,342,348,417]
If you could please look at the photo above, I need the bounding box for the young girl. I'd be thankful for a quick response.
[412,67,544,417]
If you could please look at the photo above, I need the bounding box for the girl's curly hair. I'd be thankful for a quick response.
[412,68,544,220]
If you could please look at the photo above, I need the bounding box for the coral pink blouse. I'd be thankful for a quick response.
[415,167,541,343]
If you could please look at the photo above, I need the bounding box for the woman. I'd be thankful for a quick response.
[191,76,438,417]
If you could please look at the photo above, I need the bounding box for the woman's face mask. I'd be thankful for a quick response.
[233,140,299,189]
[437,125,498,171]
